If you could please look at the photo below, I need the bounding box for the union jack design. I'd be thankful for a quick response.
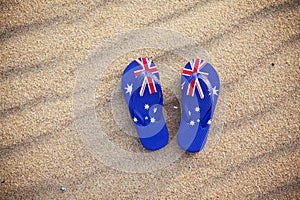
[134,58,158,96]
[182,58,209,98]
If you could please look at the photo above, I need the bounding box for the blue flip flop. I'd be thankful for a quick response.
[177,58,220,152]
[122,57,169,150]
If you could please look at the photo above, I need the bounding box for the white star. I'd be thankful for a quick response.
[145,116,148,120]
[144,104,150,110]
[197,119,200,123]
[150,117,156,123]
[133,117,138,122]
[188,111,191,116]
[153,107,157,113]
[124,84,133,95]
[189,120,195,126]
[195,107,200,112]
[209,86,219,96]
[181,82,185,90]
[207,119,212,125]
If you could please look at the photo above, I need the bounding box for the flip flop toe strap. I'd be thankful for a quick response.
[182,73,214,126]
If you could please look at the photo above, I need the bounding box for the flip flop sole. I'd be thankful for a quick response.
[122,57,169,150]
[178,59,220,152]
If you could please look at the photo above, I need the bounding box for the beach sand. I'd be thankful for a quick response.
[1,0,299,199]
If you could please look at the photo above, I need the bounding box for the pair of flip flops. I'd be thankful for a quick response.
[122,57,220,152]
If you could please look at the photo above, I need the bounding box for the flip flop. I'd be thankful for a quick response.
[177,58,220,152]
[122,57,169,150]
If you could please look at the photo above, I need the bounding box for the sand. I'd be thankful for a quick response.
[1,0,299,199]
